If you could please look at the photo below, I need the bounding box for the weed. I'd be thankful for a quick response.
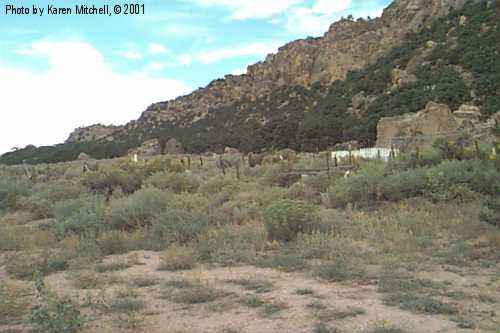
[95,261,131,273]
[313,322,338,333]
[254,253,308,272]
[226,278,274,294]
[295,288,315,296]
[239,295,265,308]
[129,276,160,288]
[260,301,288,317]
[314,257,366,282]
[160,280,226,304]
[158,244,197,271]
[27,273,83,333]
[383,293,457,315]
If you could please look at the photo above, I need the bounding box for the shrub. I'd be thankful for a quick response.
[263,199,323,242]
[106,188,171,230]
[145,172,200,194]
[379,168,427,202]
[98,231,131,255]
[158,244,197,271]
[480,198,500,228]
[0,177,30,211]
[326,162,385,208]
[151,208,211,247]
[27,274,83,333]
[196,224,267,264]
[53,196,105,237]
[20,180,84,219]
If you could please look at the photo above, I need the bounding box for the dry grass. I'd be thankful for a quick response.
[158,244,198,271]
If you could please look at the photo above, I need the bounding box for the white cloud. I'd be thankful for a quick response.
[0,39,190,155]
[117,49,143,60]
[178,54,193,65]
[286,1,385,37]
[147,43,169,55]
[285,7,337,36]
[188,0,301,20]
[312,0,352,14]
[173,41,281,67]
[198,41,282,64]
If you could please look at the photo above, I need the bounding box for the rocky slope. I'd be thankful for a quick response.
[133,0,473,130]
[64,0,475,136]
[3,0,498,164]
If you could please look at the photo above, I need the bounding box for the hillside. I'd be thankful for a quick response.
[2,0,499,164]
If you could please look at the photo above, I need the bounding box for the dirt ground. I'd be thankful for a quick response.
[3,251,498,333]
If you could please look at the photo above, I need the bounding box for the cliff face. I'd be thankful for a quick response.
[134,0,472,128]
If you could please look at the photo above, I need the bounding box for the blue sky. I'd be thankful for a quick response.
[0,0,391,154]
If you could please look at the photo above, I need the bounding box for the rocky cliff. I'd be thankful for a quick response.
[66,0,476,140]
[133,0,473,129]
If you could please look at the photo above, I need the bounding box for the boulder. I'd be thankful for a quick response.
[454,104,482,123]
[77,152,92,160]
[351,92,366,109]
[224,147,240,155]
[392,69,417,89]
[376,102,460,148]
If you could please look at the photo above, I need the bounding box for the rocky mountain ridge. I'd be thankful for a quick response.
[70,0,475,142]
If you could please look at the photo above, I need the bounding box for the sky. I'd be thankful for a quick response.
[0,0,391,155]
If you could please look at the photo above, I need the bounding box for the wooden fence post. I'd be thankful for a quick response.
[200,156,203,167]
[187,156,191,170]
[235,164,240,180]
[326,152,331,180]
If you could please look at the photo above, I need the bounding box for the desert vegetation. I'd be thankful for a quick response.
[1,135,499,333]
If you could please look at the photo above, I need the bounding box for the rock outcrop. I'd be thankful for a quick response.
[376,102,461,147]
[133,0,474,129]
[376,102,497,148]
[66,124,121,143]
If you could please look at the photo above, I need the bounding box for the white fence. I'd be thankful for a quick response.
[332,148,399,162]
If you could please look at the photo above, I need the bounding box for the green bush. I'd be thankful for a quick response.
[145,172,200,194]
[196,224,267,264]
[151,208,211,246]
[326,162,385,208]
[106,188,171,230]
[379,168,427,202]
[263,199,323,242]
[98,231,131,255]
[20,180,84,219]
[0,177,30,211]
[480,198,500,228]
[53,196,105,236]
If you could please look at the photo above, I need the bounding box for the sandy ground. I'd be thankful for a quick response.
[1,251,499,333]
